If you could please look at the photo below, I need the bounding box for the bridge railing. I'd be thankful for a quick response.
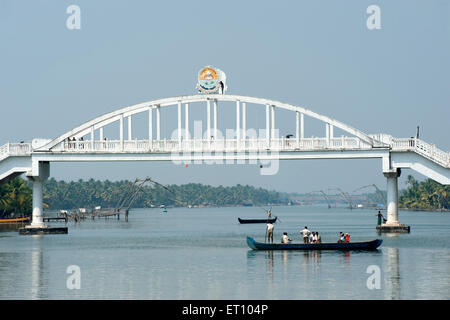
[2,138,448,168]
[390,138,450,168]
[413,139,450,168]
[0,142,32,161]
[50,136,373,153]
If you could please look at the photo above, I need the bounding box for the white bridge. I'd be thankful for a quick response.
[1,94,449,231]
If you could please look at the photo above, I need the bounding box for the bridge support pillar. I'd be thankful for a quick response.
[377,170,410,233]
[19,162,67,235]
[30,176,45,227]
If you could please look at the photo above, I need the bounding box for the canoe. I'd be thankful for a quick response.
[0,217,30,224]
[238,217,277,224]
[246,236,382,250]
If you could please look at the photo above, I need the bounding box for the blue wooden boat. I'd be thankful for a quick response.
[246,236,382,251]
[238,217,277,224]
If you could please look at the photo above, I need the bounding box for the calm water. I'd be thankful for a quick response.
[0,206,449,300]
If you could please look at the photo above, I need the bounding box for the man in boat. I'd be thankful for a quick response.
[338,232,345,243]
[344,233,350,242]
[316,232,322,243]
[309,232,315,243]
[281,232,292,244]
[301,226,311,243]
[311,232,319,244]
[266,222,274,243]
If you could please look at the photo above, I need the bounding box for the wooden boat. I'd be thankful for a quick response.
[238,217,277,224]
[246,236,382,250]
[0,217,30,224]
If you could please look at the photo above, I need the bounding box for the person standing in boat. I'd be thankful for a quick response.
[281,232,292,244]
[266,222,274,243]
[309,232,315,244]
[301,226,311,244]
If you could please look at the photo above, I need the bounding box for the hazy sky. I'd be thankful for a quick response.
[1,1,449,194]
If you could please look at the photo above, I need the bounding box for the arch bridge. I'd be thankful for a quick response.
[1,94,449,232]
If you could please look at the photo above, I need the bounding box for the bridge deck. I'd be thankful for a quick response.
[1,137,448,167]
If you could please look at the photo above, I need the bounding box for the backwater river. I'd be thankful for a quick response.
[0,206,449,299]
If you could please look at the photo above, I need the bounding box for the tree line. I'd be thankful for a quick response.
[2,175,448,217]
[1,177,288,215]
[399,175,449,210]
[0,178,32,218]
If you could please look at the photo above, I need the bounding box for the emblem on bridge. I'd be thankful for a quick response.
[196,66,227,94]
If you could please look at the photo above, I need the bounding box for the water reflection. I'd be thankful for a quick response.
[377,232,402,238]
[312,250,322,264]
[247,248,383,279]
[0,224,23,233]
[30,236,46,300]
[266,250,274,280]
[384,247,401,300]
[343,251,351,271]
[282,250,288,268]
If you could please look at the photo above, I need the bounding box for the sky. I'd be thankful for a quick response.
[0,0,449,194]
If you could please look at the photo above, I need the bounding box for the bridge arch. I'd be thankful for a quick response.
[38,94,377,151]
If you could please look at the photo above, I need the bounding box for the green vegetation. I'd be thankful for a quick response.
[399,175,450,210]
[2,175,448,216]
[0,178,32,218]
[42,178,287,210]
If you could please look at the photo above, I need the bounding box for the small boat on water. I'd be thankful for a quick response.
[0,217,30,224]
[246,236,382,251]
[238,217,277,224]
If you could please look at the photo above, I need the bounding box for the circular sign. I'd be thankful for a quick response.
[196,66,223,94]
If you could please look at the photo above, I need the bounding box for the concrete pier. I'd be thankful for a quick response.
[377,170,410,233]
[18,162,68,235]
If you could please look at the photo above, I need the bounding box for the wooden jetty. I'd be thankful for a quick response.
[43,217,68,223]
[66,177,154,222]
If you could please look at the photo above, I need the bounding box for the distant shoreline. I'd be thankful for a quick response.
[399,207,450,213]
[41,204,449,213]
